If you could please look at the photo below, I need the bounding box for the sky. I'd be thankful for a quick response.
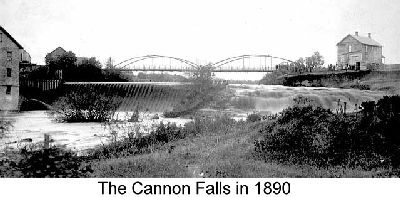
[1,0,400,66]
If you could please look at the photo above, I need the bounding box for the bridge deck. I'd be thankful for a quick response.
[64,82,190,86]
[118,68,274,72]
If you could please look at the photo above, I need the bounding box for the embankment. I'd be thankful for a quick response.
[279,70,400,94]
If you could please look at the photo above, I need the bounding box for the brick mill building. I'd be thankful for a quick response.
[0,25,30,110]
[337,31,384,70]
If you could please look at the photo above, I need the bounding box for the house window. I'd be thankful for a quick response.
[6,86,11,95]
[365,45,368,52]
[7,68,11,77]
[7,51,12,61]
[349,45,352,52]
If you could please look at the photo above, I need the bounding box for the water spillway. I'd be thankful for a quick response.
[63,82,189,112]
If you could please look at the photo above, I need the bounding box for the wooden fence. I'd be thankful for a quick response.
[20,79,63,91]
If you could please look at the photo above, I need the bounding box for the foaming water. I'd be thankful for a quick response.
[229,84,386,114]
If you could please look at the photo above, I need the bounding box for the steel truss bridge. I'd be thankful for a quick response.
[114,55,294,72]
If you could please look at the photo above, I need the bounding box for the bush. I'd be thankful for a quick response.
[50,86,123,122]
[254,95,400,169]
[89,114,238,159]
[259,70,288,85]
[0,117,12,139]
[246,113,261,122]
[88,122,185,159]
[1,146,92,178]
[164,65,226,117]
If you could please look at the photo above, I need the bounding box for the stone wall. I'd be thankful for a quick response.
[0,28,21,110]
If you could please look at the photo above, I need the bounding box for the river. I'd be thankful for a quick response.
[0,84,386,153]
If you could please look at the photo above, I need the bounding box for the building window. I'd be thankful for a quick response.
[349,45,352,52]
[365,45,368,52]
[6,86,11,95]
[7,51,12,61]
[7,68,12,77]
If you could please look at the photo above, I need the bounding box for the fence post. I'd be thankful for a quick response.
[44,133,50,149]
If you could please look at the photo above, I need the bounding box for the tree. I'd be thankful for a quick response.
[45,51,77,79]
[62,57,105,82]
[45,51,77,70]
[105,57,115,69]
[294,57,306,73]
[305,52,324,73]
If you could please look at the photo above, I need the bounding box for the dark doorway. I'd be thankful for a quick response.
[356,62,360,70]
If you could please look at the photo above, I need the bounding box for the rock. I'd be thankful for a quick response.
[152,114,159,119]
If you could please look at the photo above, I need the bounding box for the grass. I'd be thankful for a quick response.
[90,117,392,178]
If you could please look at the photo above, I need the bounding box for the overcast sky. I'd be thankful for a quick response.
[1,0,400,65]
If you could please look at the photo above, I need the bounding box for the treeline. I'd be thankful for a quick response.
[21,52,128,82]
[260,51,326,85]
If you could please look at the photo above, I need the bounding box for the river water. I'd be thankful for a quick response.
[0,84,386,153]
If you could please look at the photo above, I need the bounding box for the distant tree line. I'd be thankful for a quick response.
[260,51,325,85]
[22,51,129,82]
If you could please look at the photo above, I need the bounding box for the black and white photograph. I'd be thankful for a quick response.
[1,0,399,195]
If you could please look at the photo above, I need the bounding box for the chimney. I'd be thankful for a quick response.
[368,33,371,38]
[355,31,359,36]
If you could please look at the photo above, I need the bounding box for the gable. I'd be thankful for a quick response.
[337,34,381,47]
[337,35,359,46]
[0,26,24,49]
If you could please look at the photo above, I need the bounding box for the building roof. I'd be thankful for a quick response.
[337,34,382,47]
[49,47,67,55]
[0,25,24,49]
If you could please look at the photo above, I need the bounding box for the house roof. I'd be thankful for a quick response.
[0,25,24,49]
[337,34,382,47]
[50,47,67,54]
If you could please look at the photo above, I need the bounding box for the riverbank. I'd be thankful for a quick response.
[91,101,400,178]
[273,70,400,95]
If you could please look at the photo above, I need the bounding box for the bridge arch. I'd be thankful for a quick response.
[114,55,200,72]
[113,54,294,72]
[210,55,294,72]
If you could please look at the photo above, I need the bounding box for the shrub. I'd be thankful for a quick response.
[246,113,261,122]
[50,86,123,122]
[164,65,226,117]
[89,114,238,159]
[88,122,185,159]
[254,95,400,169]
[1,146,92,178]
[0,116,12,139]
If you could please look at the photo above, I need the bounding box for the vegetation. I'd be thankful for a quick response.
[22,51,128,82]
[50,86,123,122]
[0,116,12,139]
[3,95,400,177]
[305,52,325,73]
[254,95,400,173]
[0,145,92,178]
[260,51,325,85]
[164,64,226,117]
[91,105,399,178]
